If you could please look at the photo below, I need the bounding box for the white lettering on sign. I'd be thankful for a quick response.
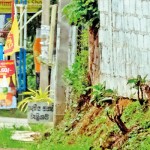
[0,68,10,73]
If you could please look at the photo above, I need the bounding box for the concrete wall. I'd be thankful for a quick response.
[98,0,150,97]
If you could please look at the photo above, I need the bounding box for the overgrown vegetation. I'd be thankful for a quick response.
[37,72,150,149]
[64,50,89,106]
[63,0,99,28]
[36,100,150,150]
[127,75,147,105]
[88,82,116,106]
[61,1,150,148]
[63,0,100,85]
[1,99,150,150]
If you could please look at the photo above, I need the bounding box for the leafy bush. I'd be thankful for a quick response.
[88,82,116,106]
[63,0,99,28]
[64,50,89,102]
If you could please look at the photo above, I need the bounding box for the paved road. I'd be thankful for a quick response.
[0,117,29,128]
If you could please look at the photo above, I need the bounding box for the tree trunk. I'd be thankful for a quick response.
[88,26,100,85]
[107,105,129,135]
[114,115,129,135]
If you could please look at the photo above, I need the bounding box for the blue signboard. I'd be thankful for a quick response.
[0,43,3,60]
[15,48,26,93]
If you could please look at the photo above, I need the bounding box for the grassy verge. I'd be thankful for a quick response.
[0,109,27,118]
[0,123,54,150]
[0,128,37,150]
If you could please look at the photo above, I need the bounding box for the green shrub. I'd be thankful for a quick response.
[63,0,99,28]
[64,50,89,102]
[87,82,116,106]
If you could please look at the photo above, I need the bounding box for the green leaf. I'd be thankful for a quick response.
[18,86,53,112]
[127,79,138,84]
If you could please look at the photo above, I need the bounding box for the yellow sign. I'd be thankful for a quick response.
[0,0,42,13]
[4,17,19,56]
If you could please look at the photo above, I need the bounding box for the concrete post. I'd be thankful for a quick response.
[40,0,50,90]
[53,0,70,126]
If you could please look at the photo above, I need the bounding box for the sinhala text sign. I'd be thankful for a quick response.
[0,60,17,109]
[27,102,53,123]
[0,0,42,13]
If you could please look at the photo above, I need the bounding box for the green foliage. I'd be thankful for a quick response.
[87,82,116,106]
[127,75,147,105]
[77,28,89,51]
[64,50,89,101]
[63,0,99,28]
[38,129,93,150]
[122,132,150,150]
[36,101,150,150]
[29,123,53,133]
[0,109,27,118]
[0,128,36,149]
[26,37,36,90]
[26,53,34,75]
[18,87,53,112]
[122,101,144,127]
[27,75,36,90]
[127,75,147,89]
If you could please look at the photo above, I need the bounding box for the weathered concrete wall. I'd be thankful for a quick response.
[98,0,150,97]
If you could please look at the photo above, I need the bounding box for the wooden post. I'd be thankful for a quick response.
[40,0,50,91]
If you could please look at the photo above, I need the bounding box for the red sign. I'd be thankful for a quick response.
[0,60,15,78]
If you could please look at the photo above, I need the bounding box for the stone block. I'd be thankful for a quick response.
[134,17,140,31]
[140,17,147,33]
[142,1,149,16]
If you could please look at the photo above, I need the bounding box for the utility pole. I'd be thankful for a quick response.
[40,0,50,91]
[53,0,70,126]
